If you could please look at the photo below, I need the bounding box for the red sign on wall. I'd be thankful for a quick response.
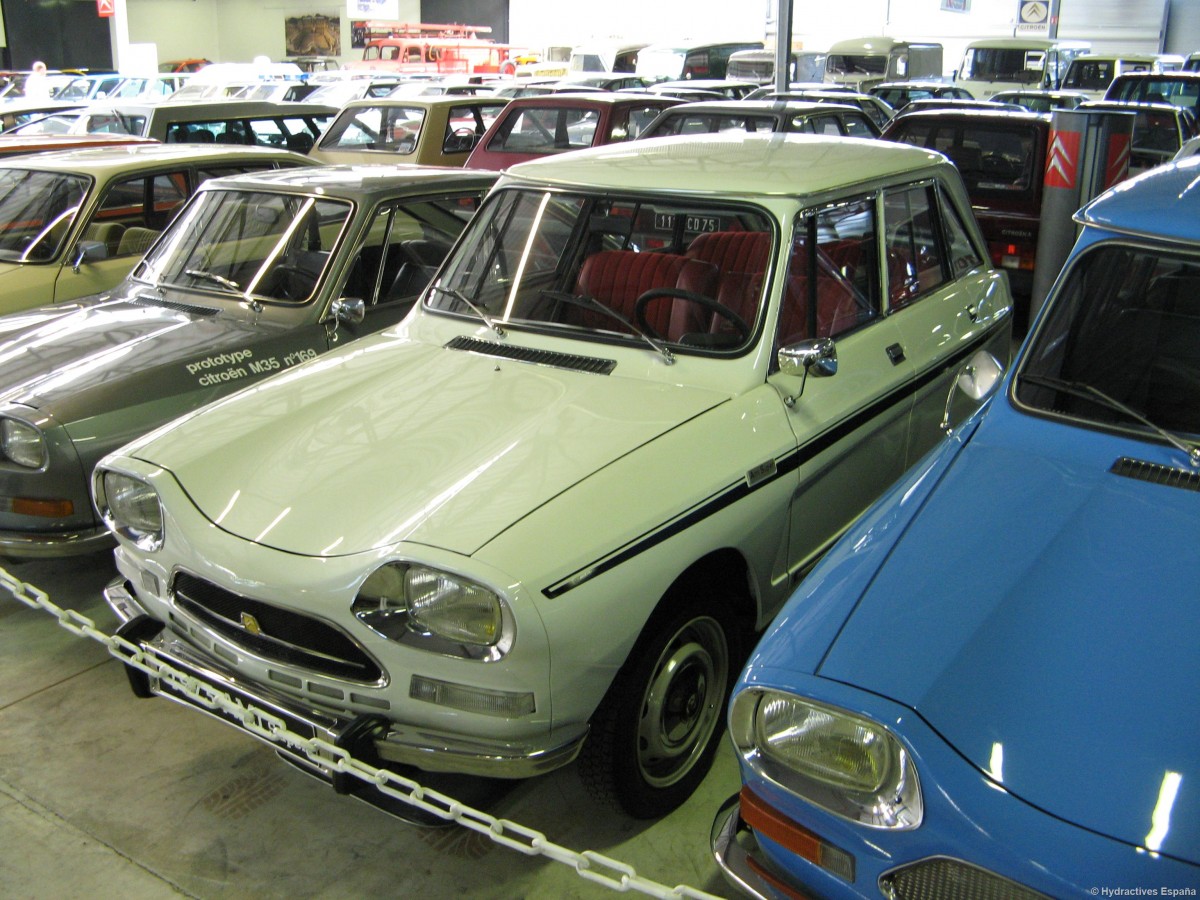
[1045,129,1081,190]
[97,0,114,17]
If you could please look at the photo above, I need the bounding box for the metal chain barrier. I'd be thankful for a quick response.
[1,566,723,900]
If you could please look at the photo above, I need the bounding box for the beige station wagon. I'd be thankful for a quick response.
[0,144,317,315]
[309,96,509,166]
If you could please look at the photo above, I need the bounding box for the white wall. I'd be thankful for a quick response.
[117,0,1167,75]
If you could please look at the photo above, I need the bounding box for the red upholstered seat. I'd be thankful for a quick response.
[575,250,716,337]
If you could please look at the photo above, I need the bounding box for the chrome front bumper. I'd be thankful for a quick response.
[0,523,113,559]
[104,577,588,784]
[711,793,797,900]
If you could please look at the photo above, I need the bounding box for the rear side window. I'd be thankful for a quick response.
[883,184,947,309]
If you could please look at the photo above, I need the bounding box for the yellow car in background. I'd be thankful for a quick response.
[0,143,317,315]
[310,95,509,166]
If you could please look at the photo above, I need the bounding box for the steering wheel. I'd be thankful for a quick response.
[634,288,751,343]
[268,264,315,301]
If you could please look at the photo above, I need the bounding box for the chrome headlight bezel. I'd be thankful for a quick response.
[0,417,47,469]
[351,561,514,661]
[93,468,164,552]
[731,688,922,830]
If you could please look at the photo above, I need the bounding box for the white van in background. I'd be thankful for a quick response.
[956,38,1091,98]
[824,37,943,91]
[1059,53,1159,100]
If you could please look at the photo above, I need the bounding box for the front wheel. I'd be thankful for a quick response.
[580,597,736,818]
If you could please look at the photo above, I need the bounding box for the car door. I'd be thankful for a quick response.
[881,179,1012,466]
[52,168,191,302]
[335,191,487,338]
[768,192,915,578]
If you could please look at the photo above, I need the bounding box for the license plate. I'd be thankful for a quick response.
[156,660,318,742]
[654,212,722,234]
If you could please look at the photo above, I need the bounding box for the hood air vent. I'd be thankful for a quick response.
[1111,457,1200,493]
[445,336,616,375]
[132,295,220,317]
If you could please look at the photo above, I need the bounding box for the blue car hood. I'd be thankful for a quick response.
[819,410,1199,863]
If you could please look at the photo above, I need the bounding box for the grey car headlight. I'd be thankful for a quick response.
[352,562,510,659]
[1,418,46,468]
[94,470,164,551]
[731,690,922,829]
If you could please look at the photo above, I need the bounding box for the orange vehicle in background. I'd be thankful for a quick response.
[346,22,515,76]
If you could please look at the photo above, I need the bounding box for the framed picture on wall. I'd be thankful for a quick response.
[286,14,341,56]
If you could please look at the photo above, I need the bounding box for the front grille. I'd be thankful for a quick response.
[880,857,1050,900]
[1111,456,1200,492]
[172,572,381,682]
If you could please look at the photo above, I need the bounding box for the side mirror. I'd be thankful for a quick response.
[71,240,108,273]
[778,337,837,379]
[941,350,1004,433]
[329,296,365,325]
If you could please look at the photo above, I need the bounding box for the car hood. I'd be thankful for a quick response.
[819,409,1199,863]
[0,289,316,424]
[133,333,729,558]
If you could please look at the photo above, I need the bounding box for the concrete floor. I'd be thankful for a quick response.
[0,551,737,899]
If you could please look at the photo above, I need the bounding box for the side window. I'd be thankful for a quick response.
[93,171,184,256]
[843,114,876,138]
[778,196,880,346]
[626,106,665,139]
[883,183,947,310]
[938,184,984,277]
[350,194,484,306]
[150,172,189,229]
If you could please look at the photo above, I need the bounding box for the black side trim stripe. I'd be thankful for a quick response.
[542,324,1005,598]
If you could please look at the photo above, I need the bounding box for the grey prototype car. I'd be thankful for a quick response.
[0,164,495,558]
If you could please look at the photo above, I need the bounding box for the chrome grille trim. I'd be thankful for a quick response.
[171,571,382,682]
[445,335,616,374]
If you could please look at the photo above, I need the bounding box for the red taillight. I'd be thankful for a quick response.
[989,241,1036,271]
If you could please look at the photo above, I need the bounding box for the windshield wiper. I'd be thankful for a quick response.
[539,290,675,366]
[1020,373,1200,467]
[185,268,241,293]
[430,284,505,338]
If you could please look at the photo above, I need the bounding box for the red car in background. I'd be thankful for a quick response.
[881,107,1051,331]
[465,92,679,170]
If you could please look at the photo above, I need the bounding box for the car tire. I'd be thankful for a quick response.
[579,586,738,819]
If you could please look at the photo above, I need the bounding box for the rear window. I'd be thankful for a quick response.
[889,120,1039,196]
[486,106,600,153]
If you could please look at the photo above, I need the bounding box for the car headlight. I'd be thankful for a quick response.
[1,418,46,468]
[94,470,164,551]
[731,690,922,829]
[352,562,510,659]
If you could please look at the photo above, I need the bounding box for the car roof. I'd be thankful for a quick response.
[0,143,314,174]
[502,133,953,198]
[500,92,678,108]
[654,99,859,116]
[887,107,1050,124]
[89,99,339,117]
[1077,156,1200,244]
[198,163,498,201]
[339,95,508,111]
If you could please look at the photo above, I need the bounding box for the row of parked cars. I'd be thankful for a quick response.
[0,56,1196,899]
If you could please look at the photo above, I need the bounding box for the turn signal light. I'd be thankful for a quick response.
[10,497,73,518]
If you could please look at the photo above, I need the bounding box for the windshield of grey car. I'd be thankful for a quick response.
[426,187,775,354]
[1015,243,1200,439]
[0,168,89,262]
[133,188,352,302]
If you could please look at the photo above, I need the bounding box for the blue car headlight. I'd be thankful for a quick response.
[731,689,922,829]
[93,470,164,551]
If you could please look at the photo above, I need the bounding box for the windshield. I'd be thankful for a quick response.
[133,188,353,302]
[426,187,775,355]
[1015,243,1200,444]
[636,49,687,79]
[0,169,89,262]
[960,48,1046,84]
[826,54,889,76]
